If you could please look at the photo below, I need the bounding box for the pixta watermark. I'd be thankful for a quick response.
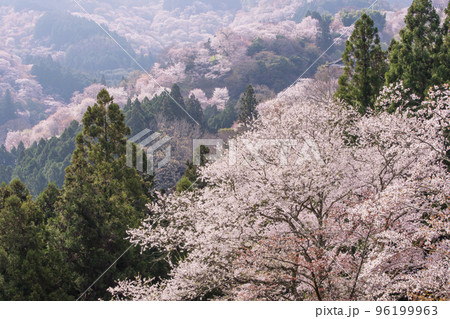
[126,129,172,174]
[193,136,323,167]
[127,130,323,174]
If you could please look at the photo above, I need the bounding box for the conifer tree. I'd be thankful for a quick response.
[306,11,333,51]
[126,98,147,134]
[163,84,186,120]
[335,13,387,114]
[317,14,333,51]
[433,2,450,85]
[35,183,61,222]
[54,89,165,300]
[0,180,70,300]
[185,94,203,125]
[385,0,442,99]
[238,84,258,127]
[123,98,132,114]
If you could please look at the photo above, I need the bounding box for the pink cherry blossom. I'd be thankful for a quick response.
[110,81,449,301]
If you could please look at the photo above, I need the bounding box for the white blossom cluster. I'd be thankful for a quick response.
[110,81,450,301]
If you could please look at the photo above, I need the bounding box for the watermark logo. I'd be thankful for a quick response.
[126,129,172,174]
[193,136,323,167]
[127,133,322,175]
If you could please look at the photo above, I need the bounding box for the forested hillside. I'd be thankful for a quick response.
[0,121,80,196]
[2,0,432,149]
[0,0,448,302]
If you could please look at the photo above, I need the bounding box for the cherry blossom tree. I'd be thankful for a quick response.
[110,81,449,301]
[189,88,209,109]
[209,88,230,110]
[0,7,42,56]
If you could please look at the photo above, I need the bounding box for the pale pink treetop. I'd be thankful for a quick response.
[109,81,450,300]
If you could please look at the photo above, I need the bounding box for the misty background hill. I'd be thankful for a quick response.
[0,0,448,193]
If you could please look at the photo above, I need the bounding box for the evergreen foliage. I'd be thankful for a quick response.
[293,0,386,22]
[165,84,187,120]
[31,56,90,102]
[433,2,450,86]
[341,9,387,31]
[385,0,443,99]
[186,94,204,124]
[34,12,140,73]
[336,13,387,114]
[176,145,210,192]
[0,180,71,300]
[306,11,334,51]
[238,84,258,126]
[0,90,171,301]
[53,89,167,300]
[11,121,80,196]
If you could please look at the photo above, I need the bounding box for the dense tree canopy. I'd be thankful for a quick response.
[0,180,70,300]
[8,121,80,197]
[0,89,172,301]
[31,56,90,102]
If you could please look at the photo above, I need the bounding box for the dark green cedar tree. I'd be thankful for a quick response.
[336,13,387,114]
[385,0,443,99]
